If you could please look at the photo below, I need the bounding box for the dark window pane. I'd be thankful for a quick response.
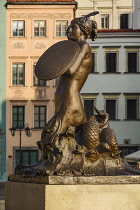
[106,100,116,120]
[101,15,109,29]
[106,53,116,72]
[56,21,68,37]
[34,106,46,128]
[13,21,24,37]
[33,64,46,86]
[23,151,29,165]
[90,53,95,73]
[34,21,46,37]
[12,63,25,86]
[127,99,137,120]
[84,100,94,119]
[119,146,139,158]
[15,150,38,166]
[128,53,137,72]
[12,106,24,128]
[120,14,128,29]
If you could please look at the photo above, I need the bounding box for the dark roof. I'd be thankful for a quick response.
[7,0,76,2]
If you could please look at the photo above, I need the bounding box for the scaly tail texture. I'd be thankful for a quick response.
[82,119,100,150]
[100,128,121,157]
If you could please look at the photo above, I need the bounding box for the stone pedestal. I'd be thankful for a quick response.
[5,177,140,210]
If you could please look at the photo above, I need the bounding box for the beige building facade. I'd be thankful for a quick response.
[6,0,76,177]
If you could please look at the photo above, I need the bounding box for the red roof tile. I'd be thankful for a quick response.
[98,29,140,33]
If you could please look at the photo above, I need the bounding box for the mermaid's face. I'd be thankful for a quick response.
[67,23,82,41]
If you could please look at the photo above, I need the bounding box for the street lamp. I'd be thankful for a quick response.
[10,123,31,174]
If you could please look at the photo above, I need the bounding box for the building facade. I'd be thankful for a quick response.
[76,0,140,159]
[6,0,76,177]
[0,0,6,180]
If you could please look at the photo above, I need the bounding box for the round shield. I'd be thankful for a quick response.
[35,40,80,80]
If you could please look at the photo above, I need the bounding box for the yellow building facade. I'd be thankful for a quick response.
[6,0,76,177]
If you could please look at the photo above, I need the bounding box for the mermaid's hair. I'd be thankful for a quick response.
[69,12,98,41]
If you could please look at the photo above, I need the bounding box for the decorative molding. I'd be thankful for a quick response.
[10,13,48,19]
[81,93,99,97]
[10,100,28,103]
[12,89,25,99]
[53,13,71,18]
[31,100,49,102]
[124,46,140,48]
[102,93,121,95]
[10,13,71,19]
[123,93,140,96]
[35,42,46,49]
[30,56,40,59]
[103,46,121,48]
[12,42,25,49]
[9,56,28,59]
[97,7,112,9]
[117,6,132,9]
[34,89,48,100]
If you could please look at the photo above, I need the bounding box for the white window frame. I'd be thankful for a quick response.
[101,14,109,29]
[34,20,47,37]
[56,20,68,37]
[12,20,25,37]
[12,62,25,86]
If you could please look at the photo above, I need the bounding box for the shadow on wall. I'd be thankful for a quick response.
[0,100,6,180]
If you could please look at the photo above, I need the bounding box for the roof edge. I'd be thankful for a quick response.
[6,1,77,5]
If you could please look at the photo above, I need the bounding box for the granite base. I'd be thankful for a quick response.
[5,177,140,210]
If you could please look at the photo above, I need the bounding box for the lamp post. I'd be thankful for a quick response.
[0,128,5,137]
[10,123,31,173]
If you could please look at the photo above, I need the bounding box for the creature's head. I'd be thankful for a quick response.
[67,11,99,41]
[92,106,109,128]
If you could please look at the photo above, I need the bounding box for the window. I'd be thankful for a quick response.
[106,100,116,120]
[119,146,139,158]
[120,14,128,29]
[34,21,46,37]
[12,106,24,128]
[123,139,131,145]
[90,53,95,73]
[127,99,137,120]
[101,15,109,29]
[33,64,46,86]
[127,52,138,73]
[12,63,25,86]
[54,78,59,86]
[84,99,94,119]
[15,149,38,166]
[12,21,25,37]
[56,21,68,37]
[106,52,117,73]
[34,106,46,128]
